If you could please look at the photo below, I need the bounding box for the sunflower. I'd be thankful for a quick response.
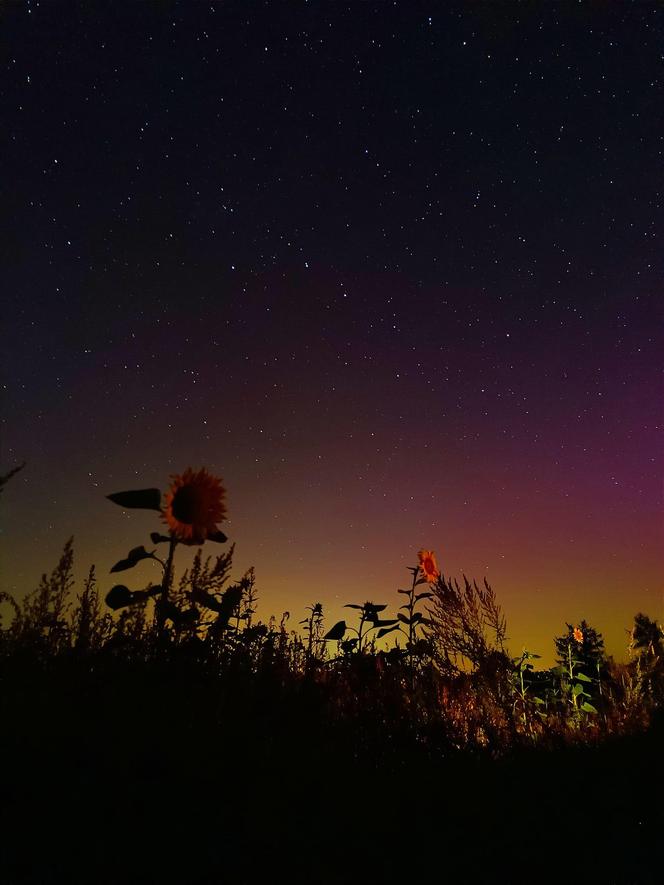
[573,626,584,644]
[162,467,227,545]
[417,549,439,583]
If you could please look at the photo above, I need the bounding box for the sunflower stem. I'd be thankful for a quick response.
[158,535,177,642]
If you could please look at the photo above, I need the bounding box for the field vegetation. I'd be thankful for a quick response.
[1,468,661,883]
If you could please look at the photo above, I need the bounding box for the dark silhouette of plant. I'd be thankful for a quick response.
[238,567,258,629]
[551,640,599,722]
[630,613,663,659]
[624,613,664,709]
[554,620,605,673]
[0,537,74,655]
[105,468,229,640]
[324,601,399,655]
[1,527,662,775]
[71,565,113,651]
[176,545,236,637]
[425,573,508,676]
[397,561,434,655]
[0,460,26,496]
[299,602,326,661]
[510,649,546,736]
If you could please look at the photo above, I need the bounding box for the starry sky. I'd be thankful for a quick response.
[3,2,662,663]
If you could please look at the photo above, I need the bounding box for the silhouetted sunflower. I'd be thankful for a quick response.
[162,468,227,544]
[418,549,439,583]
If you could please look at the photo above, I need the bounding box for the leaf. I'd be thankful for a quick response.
[110,546,155,573]
[324,620,347,641]
[572,683,584,696]
[130,588,159,603]
[344,604,364,610]
[581,701,598,714]
[373,619,398,627]
[397,589,410,595]
[398,613,410,624]
[190,587,223,612]
[533,696,545,705]
[106,488,162,511]
[410,612,423,622]
[377,625,402,638]
[158,600,182,623]
[150,532,171,544]
[105,585,134,610]
[217,585,243,626]
[207,529,228,543]
[364,603,387,613]
[414,592,433,602]
[575,672,592,682]
[415,577,428,586]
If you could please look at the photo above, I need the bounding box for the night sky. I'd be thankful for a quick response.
[3,2,662,663]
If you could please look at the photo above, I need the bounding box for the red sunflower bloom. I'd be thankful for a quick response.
[573,626,584,644]
[162,467,227,545]
[417,549,439,583]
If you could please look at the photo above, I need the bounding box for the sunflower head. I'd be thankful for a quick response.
[162,467,227,545]
[573,626,584,644]
[417,549,439,583]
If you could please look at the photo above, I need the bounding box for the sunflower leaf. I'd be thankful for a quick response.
[207,529,228,543]
[158,600,182,623]
[107,488,162,511]
[190,587,225,613]
[105,585,134,610]
[377,624,402,638]
[324,620,347,641]
[216,585,243,626]
[150,532,171,544]
[109,546,156,573]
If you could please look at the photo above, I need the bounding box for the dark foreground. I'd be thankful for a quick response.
[1,660,661,885]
